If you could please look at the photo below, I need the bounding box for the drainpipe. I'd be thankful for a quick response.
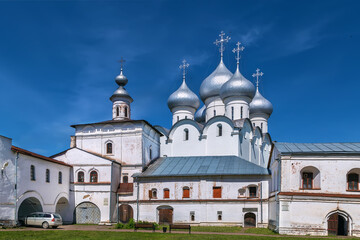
[14,152,19,225]
[116,193,119,223]
[136,176,139,222]
[109,162,113,223]
[260,181,263,224]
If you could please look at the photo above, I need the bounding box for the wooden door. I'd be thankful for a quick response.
[159,209,173,224]
[244,213,256,227]
[120,204,133,223]
[328,213,338,235]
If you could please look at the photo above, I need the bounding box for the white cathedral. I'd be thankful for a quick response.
[1,31,360,237]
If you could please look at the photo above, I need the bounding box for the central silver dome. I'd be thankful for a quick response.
[199,60,233,102]
[220,67,255,100]
[167,80,200,111]
[249,89,273,116]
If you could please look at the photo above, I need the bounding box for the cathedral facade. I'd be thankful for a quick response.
[0,32,360,237]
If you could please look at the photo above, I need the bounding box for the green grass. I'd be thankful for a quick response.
[0,231,359,240]
[165,225,243,233]
[244,227,277,235]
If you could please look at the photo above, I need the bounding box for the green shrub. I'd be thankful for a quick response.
[114,223,124,229]
[124,218,135,229]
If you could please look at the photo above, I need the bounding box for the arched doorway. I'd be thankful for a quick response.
[328,212,349,236]
[75,202,101,224]
[244,212,256,227]
[119,204,133,223]
[18,197,43,225]
[55,197,70,223]
[157,206,173,224]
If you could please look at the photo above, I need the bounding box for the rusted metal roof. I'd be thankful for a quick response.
[117,183,133,194]
[139,156,269,178]
[275,142,360,154]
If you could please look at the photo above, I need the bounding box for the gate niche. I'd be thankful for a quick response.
[75,202,101,224]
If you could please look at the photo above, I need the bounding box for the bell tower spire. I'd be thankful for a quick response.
[110,58,133,120]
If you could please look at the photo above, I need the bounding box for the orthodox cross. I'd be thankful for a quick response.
[232,42,245,65]
[252,68,264,88]
[214,31,231,60]
[179,59,189,82]
[118,57,126,71]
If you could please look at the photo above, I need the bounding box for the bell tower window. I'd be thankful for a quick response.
[217,124,222,137]
[106,142,113,154]
[125,106,128,117]
[231,107,234,120]
[116,106,120,117]
[241,107,243,119]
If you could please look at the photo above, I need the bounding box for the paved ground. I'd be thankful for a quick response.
[1,225,355,238]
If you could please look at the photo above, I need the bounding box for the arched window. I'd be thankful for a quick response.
[116,106,120,117]
[125,106,128,117]
[183,186,190,198]
[217,124,223,137]
[46,169,50,183]
[123,176,128,183]
[78,171,84,182]
[348,173,359,190]
[58,171,62,184]
[300,166,320,189]
[248,186,257,198]
[149,146,152,160]
[106,142,113,154]
[30,165,36,181]
[231,107,234,120]
[241,107,243,119]
[177,116,179,122]
[149,188,157,199]
[163,188,170,199]
[90,171,98,183]
[214,110,216,116]
[184,129,189,141]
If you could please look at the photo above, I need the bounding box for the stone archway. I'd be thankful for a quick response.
[75,202,101,224]
[244,212,256,227]
[119,204,133,223]
[55,197,70,223]
[328,212,349,236]
[18,197,43,225]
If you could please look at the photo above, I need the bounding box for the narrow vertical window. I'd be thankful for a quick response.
[231,107,234,120]
[78,171,84,182]
[149,147,152,160]
[183,187,190,198]
[348,173,359,190]
[302,172,313,189]
[46,169,50,183]
[123,176,128,183]
[106,142,113,154]
[125,106,128,117]
[58,171,62,184]
[241,107,243,119]
[185,116,187,119]
[116,106,120,117]
[214,110,216,116]
[261,123,263,131]
[213,186,222,198]
[217,211,222,221]
[90,171,98,183]
[184,129,189,141]
[30,165,36,181]
[249,186,257,197]
[217,124,222,137]
[177,116,179,122]
[151,189,157,198]
[190,211,195,221]
[164,188,170,198]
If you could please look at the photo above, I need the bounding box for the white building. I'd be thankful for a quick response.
[0,31,359,237]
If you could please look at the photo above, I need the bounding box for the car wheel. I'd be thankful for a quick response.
[42,222,49,229]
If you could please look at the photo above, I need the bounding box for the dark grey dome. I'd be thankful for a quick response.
[220,67,255,100]
[110,86,133,103]
[115,70,128,86]
[195,105,206,123]
[167,80,200,110]
[199,60,233,102]
[249,89,273,116]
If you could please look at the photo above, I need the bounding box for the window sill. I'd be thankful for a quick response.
[346,189,360,192]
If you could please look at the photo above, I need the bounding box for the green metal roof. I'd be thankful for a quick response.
[139,156,269,178]
[275,142,360,154]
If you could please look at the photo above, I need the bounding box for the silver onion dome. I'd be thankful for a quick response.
[110,86,133,103]
[194,105,206,123]
[167,80,200,111]
[199,60,233,102]
[115,69,128,86]
[220,67,256,100]
[249,89,273,116]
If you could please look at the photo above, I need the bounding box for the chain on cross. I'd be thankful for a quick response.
[179,59,189,81]
[118,57,126,71]
[214,31,231,60]
[252,68,264,88]
[232,42,245,65]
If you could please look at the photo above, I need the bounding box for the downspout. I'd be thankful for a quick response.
[116,192,119,223]
[109,162,113,222]
[136,176,139,222]
[14,152,19,225]
[260,181,263,224]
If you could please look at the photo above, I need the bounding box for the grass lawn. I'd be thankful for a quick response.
[0,231,358,240]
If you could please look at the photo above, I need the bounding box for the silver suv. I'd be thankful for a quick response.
[25,212,62,229]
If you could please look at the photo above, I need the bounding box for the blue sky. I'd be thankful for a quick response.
[0,0,359,156]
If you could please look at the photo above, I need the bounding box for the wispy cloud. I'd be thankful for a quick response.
[234,24,273,46]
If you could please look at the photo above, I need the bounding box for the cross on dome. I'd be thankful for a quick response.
[232,42,245,65]
[214,31,231,61]
[118,57,126,71]
[252,68,264,89]
[179,59,189,82]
